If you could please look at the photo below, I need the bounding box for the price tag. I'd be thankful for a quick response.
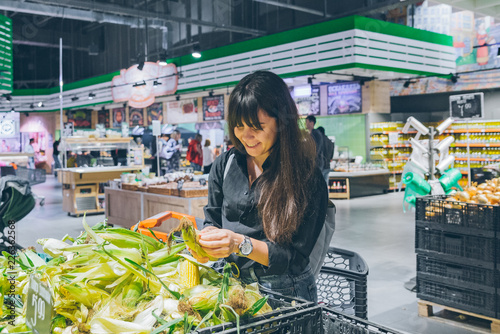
[388,132,399,145]
[26,275,53,334]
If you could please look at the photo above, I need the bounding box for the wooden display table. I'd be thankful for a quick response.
[58,166,143,216]
[328,170,390,199]
[105,188,208,229]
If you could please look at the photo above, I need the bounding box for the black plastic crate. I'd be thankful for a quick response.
[417,278,497,318]
[415,195,499,233]
[195,305,403,334]
[316,247,369,319]
[417,254,497,293]
[415,226,496,268]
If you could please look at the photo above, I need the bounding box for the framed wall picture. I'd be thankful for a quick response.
[202,95,224,121]
[129,107,144,126]
[66,109,92,128]
[112,107,126,128]
[146,102,163,125]
[327,82,362,115]
[166,99,198,124]
[98,108,110,128]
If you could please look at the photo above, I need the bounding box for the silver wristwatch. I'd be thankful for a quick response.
[237,236,253,257]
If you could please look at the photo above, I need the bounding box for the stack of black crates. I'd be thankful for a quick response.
[415,195,499,318]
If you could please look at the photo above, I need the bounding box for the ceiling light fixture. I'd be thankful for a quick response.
[159,50,168,66]
[71,96,79,102]
[450,73,460,84]
[192,44,202,58]
[133,80,147,87]
[307,75,315,85]
[30,103,34,109]
[88,92,96,100]
[208,90,214,97]
[38,101,44,107]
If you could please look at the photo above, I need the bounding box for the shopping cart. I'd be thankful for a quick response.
[0,176,36,253]
[15,167,46,206]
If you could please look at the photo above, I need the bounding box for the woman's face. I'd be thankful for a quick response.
[234,109,278,163]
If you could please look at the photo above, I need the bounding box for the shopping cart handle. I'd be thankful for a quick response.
[131,211,198,240]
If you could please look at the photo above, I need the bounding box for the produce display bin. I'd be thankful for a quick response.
[417,278,497,318]
[316,247,369,319]
[417,254,497,293]
[415,195,499,235]
[195,305,402,334]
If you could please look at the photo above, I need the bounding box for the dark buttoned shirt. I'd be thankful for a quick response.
[203,148,328,276]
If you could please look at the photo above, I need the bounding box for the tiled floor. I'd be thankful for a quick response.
[11,176,494,333]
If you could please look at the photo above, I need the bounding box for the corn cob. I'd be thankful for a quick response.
[179,260,200,289]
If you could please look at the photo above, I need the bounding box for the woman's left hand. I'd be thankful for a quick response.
[198,228,242,258]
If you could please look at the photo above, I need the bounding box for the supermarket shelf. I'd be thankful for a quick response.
[389,186,405,191]
[370,130,417,135]
[453,143,500,148]
[445,129,500,134]
[370,144,411,148]
[455,158,500,162]
[371,157,410,161]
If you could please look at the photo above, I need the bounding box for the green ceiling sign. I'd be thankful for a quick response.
[0,14,13,94]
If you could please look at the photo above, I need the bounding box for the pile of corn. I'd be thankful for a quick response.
[0,218,271,334]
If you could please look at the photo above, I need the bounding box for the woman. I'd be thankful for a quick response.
[202,139,215,174]
[190,70,328,302]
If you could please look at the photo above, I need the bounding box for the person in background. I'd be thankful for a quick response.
[158,133,170,175]
[202,139,215,174]
[317,126,334,186]
[1,140,10,153]
[24,138,35,169]
[167,129,182,172]
[187,133,203,171]
[53,138,61,176]
[190,70,327,303]
[305,115,326,184]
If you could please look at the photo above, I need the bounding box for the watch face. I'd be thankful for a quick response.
[240,239,253,256]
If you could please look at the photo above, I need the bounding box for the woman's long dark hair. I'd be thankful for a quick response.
[227,71,316,245]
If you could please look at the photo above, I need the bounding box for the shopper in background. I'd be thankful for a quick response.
[158,133,170,174]
[202,139,215,174]
[305,115,326,181]
[317,126,334,185]
[1,140,10,153]
[53,138,61,176]
[187,133,203,171]
[189,70,328,303]
[24,138,35,169]
[167,129,182,172]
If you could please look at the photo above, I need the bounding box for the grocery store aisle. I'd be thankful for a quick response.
[14,176,490,334]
